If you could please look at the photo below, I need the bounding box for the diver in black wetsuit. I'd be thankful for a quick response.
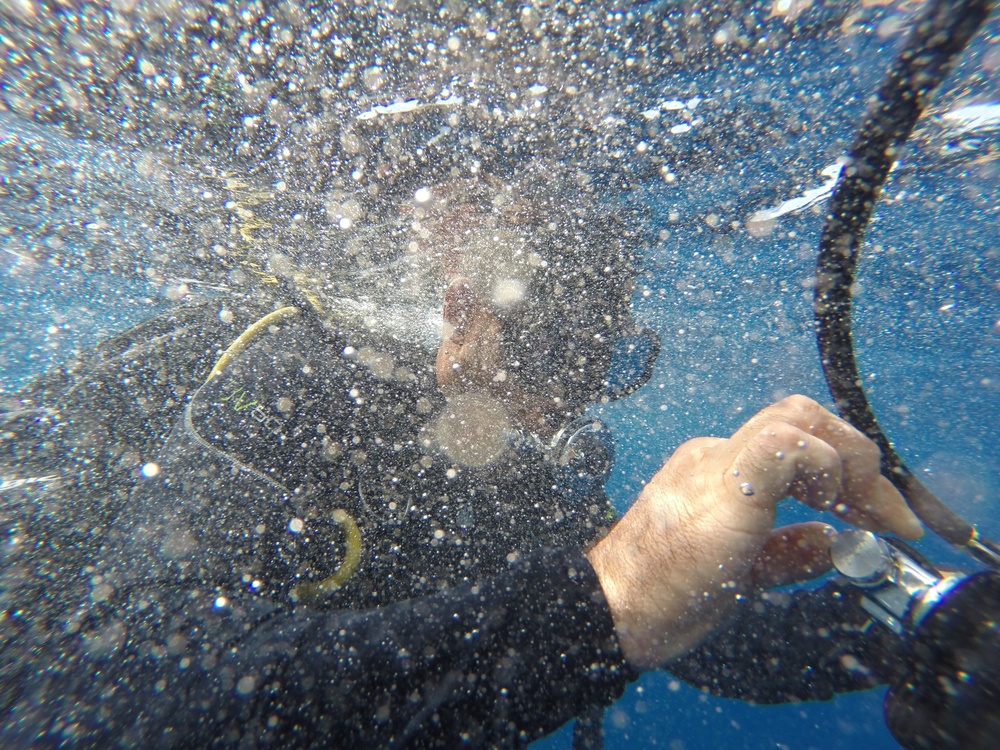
[0,172,921,748]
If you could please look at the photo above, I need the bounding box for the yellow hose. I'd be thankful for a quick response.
[207,306,300,381]
[205,305,364,598]
[291,509,363,602]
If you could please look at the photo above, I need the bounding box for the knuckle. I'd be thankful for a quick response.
[831,424,880,469]
[734,424,795,478]
[677,436,722,458]
[779,394,821,416]
[853,439,882,468]
[755,421,801,450]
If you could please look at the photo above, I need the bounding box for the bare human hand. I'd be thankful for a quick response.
[585,395,923,670]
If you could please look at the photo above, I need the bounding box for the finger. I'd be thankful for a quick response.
[864,475,923,539]
[730,424,923,539]
[724,395,831,458]
[801,415,922,540]
[725,422,842,514]
[750,523,837,589]
[726,396,922,539]
[801,473,920,539]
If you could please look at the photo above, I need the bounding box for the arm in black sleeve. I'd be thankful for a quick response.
[3,547,634,749]
[669,578,899,704]
[3,304,634,747]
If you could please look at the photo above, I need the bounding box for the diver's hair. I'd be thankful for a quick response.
[347,94,645,216]
[499,203,641,410]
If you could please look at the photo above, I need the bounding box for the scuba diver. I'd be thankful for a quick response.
[0,156,926,748]
[1,1,998,748]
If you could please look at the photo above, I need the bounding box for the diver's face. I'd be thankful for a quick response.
[404,183,498,276]
[412,181,571,432]
[435,277,561,436]
[436,277,504,397]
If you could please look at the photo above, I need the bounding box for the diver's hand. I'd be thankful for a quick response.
[586,395,923,670]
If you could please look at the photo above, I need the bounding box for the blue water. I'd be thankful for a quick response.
[0,263,166,394]
[2,3,999,748]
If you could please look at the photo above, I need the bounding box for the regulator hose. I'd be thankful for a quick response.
[814,0,999,567]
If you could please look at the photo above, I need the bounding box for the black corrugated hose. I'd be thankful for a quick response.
[814,0,999,567]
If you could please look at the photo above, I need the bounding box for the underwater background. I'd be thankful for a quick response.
[2,1,998,748]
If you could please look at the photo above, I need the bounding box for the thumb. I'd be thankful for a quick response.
[750,522,837,589]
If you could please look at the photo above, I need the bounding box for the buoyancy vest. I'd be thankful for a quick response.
[136,307,616,610]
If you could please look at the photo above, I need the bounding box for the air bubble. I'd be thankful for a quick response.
[739,482,756,496]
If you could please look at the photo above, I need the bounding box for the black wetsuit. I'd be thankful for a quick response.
[0,301,897,748]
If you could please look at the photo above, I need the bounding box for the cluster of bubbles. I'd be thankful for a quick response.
[1,1,996,367]
[0,1,878,287]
